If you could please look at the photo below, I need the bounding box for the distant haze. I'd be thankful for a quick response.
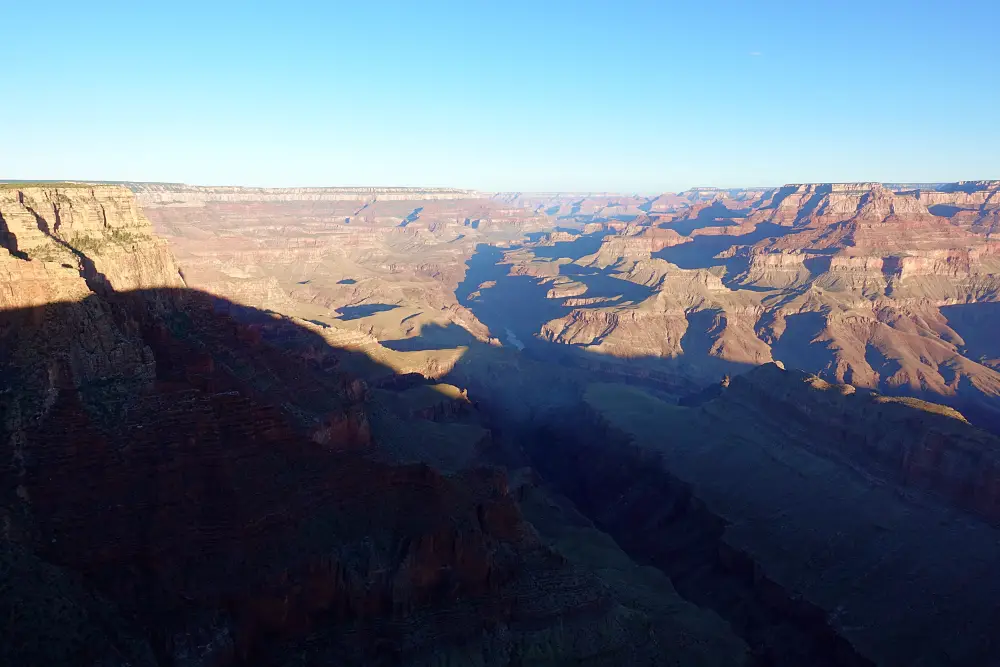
[4,0,998,190]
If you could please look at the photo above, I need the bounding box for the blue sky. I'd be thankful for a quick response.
[3,0,998,191]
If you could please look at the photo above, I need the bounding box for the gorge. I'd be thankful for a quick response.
[3,182,1000,666]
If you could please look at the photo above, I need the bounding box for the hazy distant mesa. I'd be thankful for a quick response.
[125,183,480,204]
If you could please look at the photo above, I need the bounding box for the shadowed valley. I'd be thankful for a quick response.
[3,183,1000,666]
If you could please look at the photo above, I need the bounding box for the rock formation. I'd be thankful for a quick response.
[5,182,1000,665]
[0,185,749,666]
[456,182,1000,427]
[0,185,184,306]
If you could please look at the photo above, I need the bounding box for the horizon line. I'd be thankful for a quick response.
[5,178,998,193]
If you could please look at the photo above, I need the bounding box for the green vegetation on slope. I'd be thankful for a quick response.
[68,229,145,255]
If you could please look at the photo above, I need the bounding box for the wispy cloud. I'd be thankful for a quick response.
[749,51,763,57]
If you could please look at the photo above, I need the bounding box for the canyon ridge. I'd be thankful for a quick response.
[3,181,1000,666]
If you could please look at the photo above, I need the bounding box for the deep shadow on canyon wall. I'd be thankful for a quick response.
[512,408,871,667]
[0,286,905,666]
[384,315,1000,666]
[381,329,881,663]
[0,287,537,666]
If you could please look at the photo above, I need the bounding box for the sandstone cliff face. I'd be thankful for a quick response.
[579,233,689,264]
[0,185,184,299]
[0,250,93,309]
[0,186,188,433]
[916,180,1000,217]
[749,183,832,225]
[750,182,936,230]
[541,306,688,358]
[738,250,810,288]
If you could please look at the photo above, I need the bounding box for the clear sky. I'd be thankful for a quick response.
[4,0,998,191]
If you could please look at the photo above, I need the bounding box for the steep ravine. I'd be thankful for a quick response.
[506,405,873,667]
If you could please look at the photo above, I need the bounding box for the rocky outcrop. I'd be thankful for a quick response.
[916,180,1000,228]
[540,300,771,378]
[750,183,830,225]
[0,185,184,300]
[749,182,933,229]
[474,181,1000,417]
[541,305,689,358]
[737,250,810,288]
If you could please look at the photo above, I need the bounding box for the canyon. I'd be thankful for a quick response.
[0,185,747,665]
[475,181,1000,427]
[134,180,1000,423]
[3,181,1000,665]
